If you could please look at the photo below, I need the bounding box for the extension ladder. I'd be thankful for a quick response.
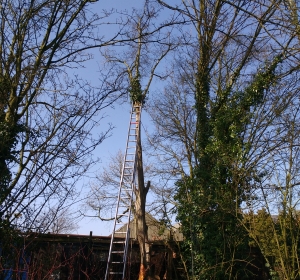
[105,104,141,280]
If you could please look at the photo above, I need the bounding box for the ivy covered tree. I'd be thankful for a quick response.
[176,57,282,279]
[155,0,300,279]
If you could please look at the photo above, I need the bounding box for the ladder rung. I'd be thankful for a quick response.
[113,241,125,244]
[117,202,130,205]
[120,186,132,188]
[112,251,124,253]
[109,272,123,274]
[121,185,132,188]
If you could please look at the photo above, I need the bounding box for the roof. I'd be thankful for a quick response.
[114,213,183,242]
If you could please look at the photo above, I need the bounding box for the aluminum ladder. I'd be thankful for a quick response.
[105,104,141,280]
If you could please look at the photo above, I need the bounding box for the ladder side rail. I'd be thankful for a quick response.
[122,152,138,279]
[123,228,131,278]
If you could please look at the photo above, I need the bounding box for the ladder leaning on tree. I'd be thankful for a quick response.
[104,103,142,280]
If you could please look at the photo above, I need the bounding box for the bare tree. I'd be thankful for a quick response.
[85,2,176,278]
[0,0,138,233]
[86,150,125,221]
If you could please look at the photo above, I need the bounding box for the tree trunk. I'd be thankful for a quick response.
[134,103,150,280]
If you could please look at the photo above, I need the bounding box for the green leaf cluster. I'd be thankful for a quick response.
[0,120,26,204]
[129,74,145,105]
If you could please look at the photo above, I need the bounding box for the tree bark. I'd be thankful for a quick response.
[134,103,150,280]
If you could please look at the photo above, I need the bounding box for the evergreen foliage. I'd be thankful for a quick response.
[129,74,145,105]
[175,56,282,279]
[0,73,27,205]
